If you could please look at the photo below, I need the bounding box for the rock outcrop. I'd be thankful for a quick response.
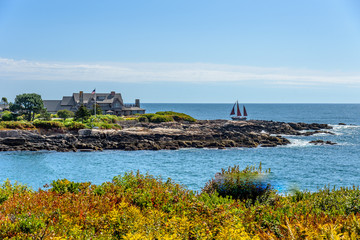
[309,140,337,145]
[0,120,334,152]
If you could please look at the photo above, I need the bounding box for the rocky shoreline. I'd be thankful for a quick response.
[0,120,334,152]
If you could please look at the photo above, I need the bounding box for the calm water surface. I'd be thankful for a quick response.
[1,103,360,192]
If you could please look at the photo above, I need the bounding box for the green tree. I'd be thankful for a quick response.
[1,97,8,110]
[74,105,91,122]
[11,93,44,121]
[57,109,75,121]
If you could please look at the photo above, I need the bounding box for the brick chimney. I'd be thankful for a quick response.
[135,99,140,107]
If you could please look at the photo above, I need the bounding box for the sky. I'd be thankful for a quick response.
[1,0,360,103]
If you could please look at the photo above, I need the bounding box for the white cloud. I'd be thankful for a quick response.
[0,57,360,86]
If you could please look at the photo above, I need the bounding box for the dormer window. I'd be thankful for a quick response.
[97,96,105,101]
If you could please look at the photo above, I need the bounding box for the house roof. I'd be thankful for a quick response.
[60,96,74,106]
[73,93,123,105]
[43,100,62,112]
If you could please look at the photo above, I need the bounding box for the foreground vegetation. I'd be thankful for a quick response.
[1,165,360,239]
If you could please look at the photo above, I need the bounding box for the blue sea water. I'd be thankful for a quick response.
[1,103,360,193]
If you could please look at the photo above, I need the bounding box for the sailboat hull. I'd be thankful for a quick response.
[231,116,247,121]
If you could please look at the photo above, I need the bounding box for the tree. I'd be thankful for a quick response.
[57,109,75,121]
[11,93,44,121]
[1,97,8,110]
[74,105,91,122]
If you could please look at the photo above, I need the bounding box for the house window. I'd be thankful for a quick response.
[97,96,105,101]
[114,102,120,108]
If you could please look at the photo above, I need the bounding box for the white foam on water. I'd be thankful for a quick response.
[311,132,329,136]
[330,124,360,136]
[282,138,313,148]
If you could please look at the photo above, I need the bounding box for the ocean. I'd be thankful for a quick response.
[1,103,360,193]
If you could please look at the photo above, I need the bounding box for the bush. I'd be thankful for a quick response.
[5,172,360,238]
[0,179,32,205]
[137,112,196,123]
[150,115,174,123]
[38,109,51,120]
[33,120,64,130]
[64,121,86,130]
[0,121,35,130]
[202,163,273,203]
[16,115,25,121]
[1,111,13,121]
[91,115,124,124]
[156,111,196,122]
[57,109,74,120]
[50,179,90,194]
[137,115,149,122]
[138,113,155,121]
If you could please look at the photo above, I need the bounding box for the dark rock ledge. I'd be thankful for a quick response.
[0,120,334,152]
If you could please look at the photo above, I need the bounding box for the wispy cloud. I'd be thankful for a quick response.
[1,57,360,86]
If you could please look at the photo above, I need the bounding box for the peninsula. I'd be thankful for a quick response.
[0,120,333,152]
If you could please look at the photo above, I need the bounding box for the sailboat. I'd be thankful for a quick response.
[230,101,247,120]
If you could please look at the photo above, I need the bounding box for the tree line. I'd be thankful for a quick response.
[1,93,101,122]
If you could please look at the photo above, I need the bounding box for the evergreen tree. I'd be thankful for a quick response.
[74,105,91,122]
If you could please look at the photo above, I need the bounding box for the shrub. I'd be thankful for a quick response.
[16,115,25,121]
[50,179,90,194]
[0,121,35,130]
[1,111,13,121]
[33,120,64,129]
[111,171,196,212]
[137,115,149,122]
[38,109,51,120]
[91,115,123,124]
[202,163,273,203]
[57,109,74,120]
[5,172,360,238]
[0,179,32,205]
[156,111,196,122]
[138,113,155,121]
[150,115,174,123]
[64,121,86,130]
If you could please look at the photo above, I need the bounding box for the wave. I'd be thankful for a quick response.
[330,124,360,136]
[283,138,313,148]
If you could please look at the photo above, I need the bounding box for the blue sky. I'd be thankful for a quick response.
[1,0,360,103]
